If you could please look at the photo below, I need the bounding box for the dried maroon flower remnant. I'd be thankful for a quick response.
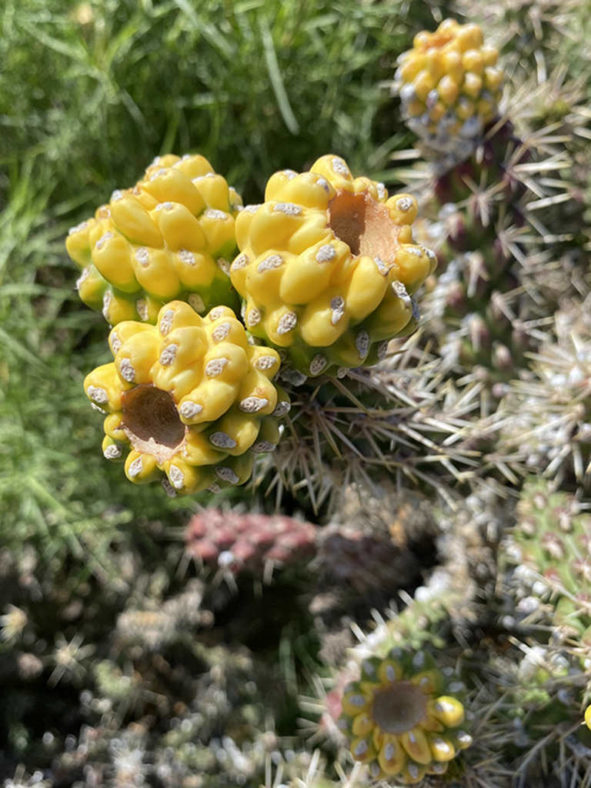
[185,509,317,574]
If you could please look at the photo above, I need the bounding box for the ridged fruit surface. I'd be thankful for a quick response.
[230,154,436,376]
[66,154,242,325]
[393,18,503,161]
[83,301,288,494]
[338,649,471,784]
[185,509,316,573]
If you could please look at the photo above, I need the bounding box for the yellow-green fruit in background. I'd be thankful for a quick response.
[67,154,242,325]
[393,19,503,158]
[338,649,472,784]
[230,155,435,377]
[84,301,287,494]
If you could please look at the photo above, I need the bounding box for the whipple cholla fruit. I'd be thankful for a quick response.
[337,650,471,784]
[83,301,288,494]
[66,154,242,325]
[185,509,317,573]
[230,154,436,377]
[393,19,503,165]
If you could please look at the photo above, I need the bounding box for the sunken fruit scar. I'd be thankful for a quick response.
[230,154,436,377]
[83,301,289,494]
[339,650,472,784]
[66,154,243,326]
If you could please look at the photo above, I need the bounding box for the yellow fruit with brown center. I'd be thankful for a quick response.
[339,649,472,784]
[66,154,242,325]
[230,155,435,377]
[84,301,288,494]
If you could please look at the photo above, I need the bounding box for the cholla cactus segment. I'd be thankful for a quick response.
[338,650,471,784]
[393,19,503,162]
[66,153,242,325]
[230,155,436,377]
[505,478,591,640]
[185,509,316,574]
[83,301,285,494]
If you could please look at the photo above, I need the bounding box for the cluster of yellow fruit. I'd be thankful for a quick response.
[231,154,435,376]
[68,152,435,492]
[84,301,286,495]
[338,649,472,784]
[393,19,503,159]
[67,154,242,325]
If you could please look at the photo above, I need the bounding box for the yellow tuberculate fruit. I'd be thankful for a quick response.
[83,301,287,494]
[230,155,436,377]
[393,19,503,159]
[339,649,472,784]
[66,154,242,326]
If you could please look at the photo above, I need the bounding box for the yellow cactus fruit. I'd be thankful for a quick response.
[230,155,435,377]
[338,650,472,784]
[66,154,243,326]
[393,19,503,160]
[83,301,287,494]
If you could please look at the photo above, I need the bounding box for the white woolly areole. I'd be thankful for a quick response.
[204,209,228,220]
[257,254,283,272]
[252,440,276,453]
[215,466,240,484]
[330,296,345,325]
[355,331,370,359]
[256,355,278,371]
[119,358,136,383]
[205,358,229,377]
[68,220,88,236]
[273,401,291,417]
[95,231,113,251]
[178,249,196,266]
[277,312,298,335]
[309,355,328,376]
[110,333,122,354]
[396,196,414,213]
[136,300,149,321]
[211,322,231,342]
[239,396,269,413]
[316,245,336,263]
[128,457,143,478]
[135,247,149,266]
[247,309,261,327]
[88,385,108,404]
[159,309,175,336]
[168,465,185,490]
[209,307,225,321]
[159,344,178,366]
[103,444,122,460]
[331,157,350,176]
[273,202,302,216]
[231,253,248,271]
[188,293,205,313]
[179,401,203,419]
[209,432,237,449]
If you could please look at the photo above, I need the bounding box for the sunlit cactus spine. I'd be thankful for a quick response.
[66,153,242,325]
[83,300,286,494]
[185,509,317,575]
